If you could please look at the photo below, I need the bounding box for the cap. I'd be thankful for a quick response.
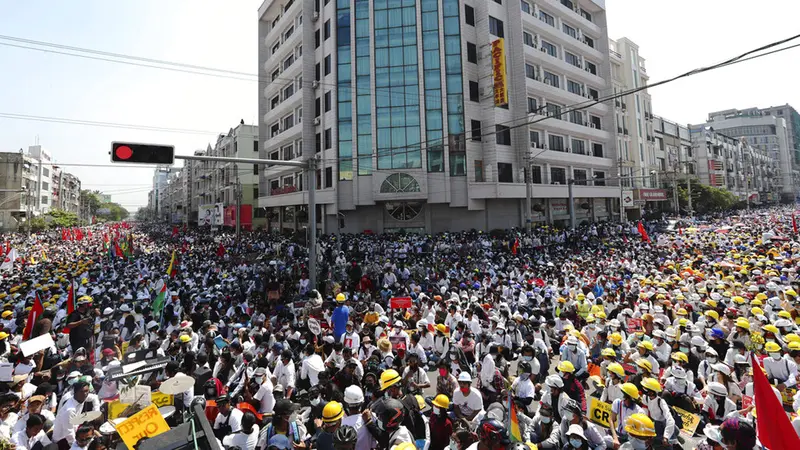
[102,348,115,357]
[267,434,292,450]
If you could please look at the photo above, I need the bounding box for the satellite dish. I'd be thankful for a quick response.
[159,375,195,395]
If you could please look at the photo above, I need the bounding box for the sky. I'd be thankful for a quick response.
[1,0,799,210]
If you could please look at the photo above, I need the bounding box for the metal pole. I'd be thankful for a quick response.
[673,170,679,214]
[525,165,532,232]
[307,157,318,292]
[235,167,241,240]
[568,179,575,230]
[686,167,693,215]
[618,159,625,224]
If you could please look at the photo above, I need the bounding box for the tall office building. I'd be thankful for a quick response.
[752,104,800,170]
[258,0,619,233]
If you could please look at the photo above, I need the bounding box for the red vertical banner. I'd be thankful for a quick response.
[22,293,43,341]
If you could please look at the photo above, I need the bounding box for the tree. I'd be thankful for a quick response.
[677,181,738,214]
[28,217,47,231]
[45,209,79,228]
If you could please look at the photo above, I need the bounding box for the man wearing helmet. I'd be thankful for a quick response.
[472,418,509,450]
[365,397,413,448]
[763,341,797,391]
[560,336,589,382]
[318,401,345,450]
[609,383,644,448]
[618,413,657,450]
[452,372,485,428]
[341,386,376,450]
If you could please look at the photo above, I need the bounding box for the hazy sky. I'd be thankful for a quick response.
[1,0,799,209]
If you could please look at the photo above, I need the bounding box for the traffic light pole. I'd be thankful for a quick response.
[174,154,317,289]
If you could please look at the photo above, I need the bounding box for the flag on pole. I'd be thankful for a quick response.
[22,292,43,341]
[167,250,177,278]
[511,239,519,255]
[152,279,167,319]
[114,241,124,258]
[172,226,179,237]
[67,279,77,315]
[793,214,797,234]
[0,249,16,272]
[751,354,800,450]
[216,243,226,258]
[637,221,650,243]
[507,393,522,442]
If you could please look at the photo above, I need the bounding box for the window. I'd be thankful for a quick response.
[469,81,479,102]
[315,132,321,153]
[272,68,280,81]
[270,179,279,191]
[41,196,48,205]
[590,115,601,129]
[493,0,502,3]
[546,103,563,119]
[541,41,557,57]
[271,95,280,109]
[324,20,331,40]
[550,167,566,184]
[525,63,537,80]
[588,88,599,100]
[315,98,321,117]
[271,123,280,137]
[571,138,586,155]
[324,91,332,112]
[295,45,302,57]
[531,165,542,183]
[498,163,513,182]
[272,42,280,55]
[562,23,577,39]
[527,97,538,113]
[489,16,504,37]
[475,160,484,182]
[549,134,565,151]
[580,9,593,22]
[539,10,555,27]
[573,168,587,182]
[253,164,259,175]
[569,110,583,125]
[324,128,332,149]
[584,36,595,48]
[471,120,482,141]
[529,130,540,147]
[381,173,421,193]
[593,143,604,158]
[465,5,475,26]
[325,167,333,188]
[281,144,294,160]
[523,32,535,47]
[283,54,294,70]
[567,79,582,95]
[283,83,294,100]
[467,42,477,63]
[315,63,320,80]
[283,114,294,130]
[543,71,559,88]
[254,141,259,152]
[496,125,511,145]
[521,1,531,13]
[315,30,320,48]
[565,51,581,67]
[594,170,605,185]
[561,0,574,8]
[41,181,49,191]
[585,61,597,75]
[324,55,331,75]
[269,151,279,165]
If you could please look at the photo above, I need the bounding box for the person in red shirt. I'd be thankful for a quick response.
[429,394,453,450]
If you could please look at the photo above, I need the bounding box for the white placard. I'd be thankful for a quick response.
[0,363,12,382]
[307,318,321,335]
[120,385,151,407]
[622,190,634,208]
[19,333,55,357]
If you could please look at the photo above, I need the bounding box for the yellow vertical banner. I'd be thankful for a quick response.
[116,404,170,449]
[491,39,508,106]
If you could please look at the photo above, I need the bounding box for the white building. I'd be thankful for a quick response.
[257,0,621,233]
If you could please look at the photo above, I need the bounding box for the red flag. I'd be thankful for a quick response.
[172,226,179,237]
[114,241,124,258]
[216,243,225,258]
[637,221,650,243]
[67,279,77,315]
[623,233,629,244]
[751,354,800,450]
[793,214,797,234]
[390,297,413,309]
[22,293,43,341]
[511,239,519,255]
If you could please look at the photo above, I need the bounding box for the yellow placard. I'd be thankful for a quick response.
[491,39,508,106]
[116,404,170,449]
[152,392,174,407]
[588,397,612,428]
[782,387,797,405]
[108,401,129,420]
[120,341,130,357]
[672,406,700,437]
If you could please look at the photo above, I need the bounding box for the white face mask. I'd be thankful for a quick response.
[770,352,782,360]
[562,411,574,422]
[629,437,648,450]
[432,406,440,415]
[310,397,320,406]
[541,416,552,424]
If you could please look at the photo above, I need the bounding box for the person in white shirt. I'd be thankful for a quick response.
[213,395,244,440]
[11,413,52,450]
[13,395,55,435]
[300,344,324,387]
[340,322,361,354]
[273,350,296,399]
[251,367,275,414]
[221,411,260,450]
[69,424,95,450]
[452,373,484,428]
[53,380,90,448]
[0,393,18,442]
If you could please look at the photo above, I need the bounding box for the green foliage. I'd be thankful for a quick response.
[45,209,79,228]
[28,217,48,231]
[676,180,738,214]
[80,190,129,221]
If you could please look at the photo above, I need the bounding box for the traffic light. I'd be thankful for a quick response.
[110,142,175,165]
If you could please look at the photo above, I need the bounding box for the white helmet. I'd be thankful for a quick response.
[343,385,364,407]
[708,382,728,397]
[690,336,707,348]
[545,374,564,389]
[670,367,686,379]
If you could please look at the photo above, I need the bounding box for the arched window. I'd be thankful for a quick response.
[386,202,423,221]
[380,173,420,193]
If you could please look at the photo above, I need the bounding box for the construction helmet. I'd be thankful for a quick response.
[638,341,654,352]
[343,385,365,408]
[763,324,779,335]
[336,293,346,302]
[735,318,750,330]
[671,352,689,363]
[778,310,793,320]
[640,377,662,393]
[609,333,623,346]
[624,413,657,438]
[432,394,450,409]
[322,401,344,423]
[557,361,576,373]
[391,444,417,450]
[601,348,617,357]
[636,358,653,373]
[620,382,640,400]
[764,341,781,353]
[607,362,625,378]
[380,369,402,390]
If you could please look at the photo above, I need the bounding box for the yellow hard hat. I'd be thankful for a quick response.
[641,377,662,393]
[0,332,8,341]
[751,307,764,316]
[179,334,191,343]
[625,413,657,438]
[638,341,654,352]
[786,289,798,297]
[671,352,688,363]
[750,299,763,307]
[336,293,346,302]
[380,369,402,390]
[322,401,344,423]
[704,310,719,321]
[0,311,11,319]
[391,444,418,450]
[577,293,585,300]
[678,318,689,327]
[636,359,653,372]
[765,341,781,353]
[436,324,447,334]
[789,341,800,351]
[601,348,617,357]
[432,394,450,409]
[735,318,750,330]
[609,333,623,346]
[595,311,607,319]
[557,361,575,373]
[762,324,779,335]
[677,308,688,316]
[778,311,792,320]
[607,363,625,378]
[785,334,800,343]
[755,293,768,301]
[620,382,640,400]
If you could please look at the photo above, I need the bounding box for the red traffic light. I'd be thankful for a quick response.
[110,142,175,165]
[115,145,133,160]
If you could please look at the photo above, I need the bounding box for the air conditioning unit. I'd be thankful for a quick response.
[541,47,546,52]
[313,117,320,125]
[312,11,319,21]
[312,80,319,89]
[585,66,590,72]
[591,123,597,129]
[553,182,561,185]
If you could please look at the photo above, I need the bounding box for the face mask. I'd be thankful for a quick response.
[629,437,648,450]
[522,355,533,362]
[562,412,574,422]
[520,373,530,381]
[680,346,690,353]
[254,376,264,384]
[708,357,717,364]
[439,368,448,377]
[570,438,583,448]
[770,352,782,360]
[541,416,551,424]
[460,387,470,395]
[432,406,440,415]
[300,339,306,344]
[449,440,459,450]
